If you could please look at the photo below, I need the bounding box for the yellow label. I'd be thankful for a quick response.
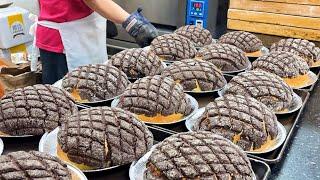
[9,44,27,54]
[7,13,25,38]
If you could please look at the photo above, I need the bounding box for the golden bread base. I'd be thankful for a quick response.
[283,74,313,89]
[71,88,89,103]
[137,113,184,124]
[245,50,263,57]
[57,144,94,170]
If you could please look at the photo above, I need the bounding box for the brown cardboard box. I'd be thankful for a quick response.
[0,58,41,98]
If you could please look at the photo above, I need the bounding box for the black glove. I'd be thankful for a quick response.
[107,20,118,38]
[122,8,158,47]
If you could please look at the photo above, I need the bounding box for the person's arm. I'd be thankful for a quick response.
[83,0,158,47]
[83,0,129,24]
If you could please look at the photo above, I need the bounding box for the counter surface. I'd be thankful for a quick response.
[270,82,320,180]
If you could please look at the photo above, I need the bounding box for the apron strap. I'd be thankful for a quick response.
[37,20,60,30]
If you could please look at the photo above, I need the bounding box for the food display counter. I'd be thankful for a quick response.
[1,84,319,179]
[0,1,319,179]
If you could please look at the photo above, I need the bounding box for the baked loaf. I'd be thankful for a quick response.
[194,94,278,151]
[117,75,192,117]
[219,31,263,53]
[198,43,250,72]
[224,71,293,112]
[58,107,153,168]
[0,84,77,136]
[174,25,212,47]
[109,48,164,79]
[270,38,320,66]
[252,51,309,78]
[161,59,226,91]
[62,64,129,101]
[144,131,254,180]
[0,151,71,179]
[150,34,197,61]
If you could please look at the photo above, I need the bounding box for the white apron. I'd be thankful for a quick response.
[30,12,107,71]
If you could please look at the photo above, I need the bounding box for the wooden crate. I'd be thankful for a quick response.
[228,0,320,41]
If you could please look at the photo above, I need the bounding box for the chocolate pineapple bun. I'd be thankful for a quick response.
[252,51,311,88]
[108,48,164,79]
[58,107,153,170]
[161,59,227,92]
[219,31,263,53]
[270,38,320,67]
[0,151,73,179]
[223,71,294,112]
[150,33,197,61]
[0,84,77,136]
[117,75,193,124]
[174,25,213,47]
[197,43,251,72]
[62,64,129,102]
[144,131,255,180]
[194,94,278,151]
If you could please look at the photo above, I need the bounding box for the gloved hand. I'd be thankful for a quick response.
[107,20,118,38]
[122,8,158,47]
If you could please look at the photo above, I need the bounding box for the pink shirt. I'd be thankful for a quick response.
[36,0,94,53]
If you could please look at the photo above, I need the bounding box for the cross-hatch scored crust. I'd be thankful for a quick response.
[58,107,153,169]
[174,25,213,47]
[0,84,77,136]
[145,132,254,180]
[224,71,293,112]
[270,38,320,66]
[161,59,226,91]
[109,48,164,78]
[118,75,192,118]
[218,31,263,53]
[195,94,278,151]
[253,51,309,78]
[198,43,250,72]
[150,34,197,61]
[62,64,129,101]
[0,151,71,179]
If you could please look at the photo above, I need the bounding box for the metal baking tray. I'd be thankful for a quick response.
[86,126,270,180]
[0,104,88,154]
[150,89,309,164]
[80,74,310,164]
[0,124,271,180]
[223,66,319,92]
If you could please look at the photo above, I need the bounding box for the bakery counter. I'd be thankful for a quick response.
[269,82,320,180]
[0,84,318,180]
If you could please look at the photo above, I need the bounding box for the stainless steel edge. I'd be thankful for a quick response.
[249,158,271,180]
